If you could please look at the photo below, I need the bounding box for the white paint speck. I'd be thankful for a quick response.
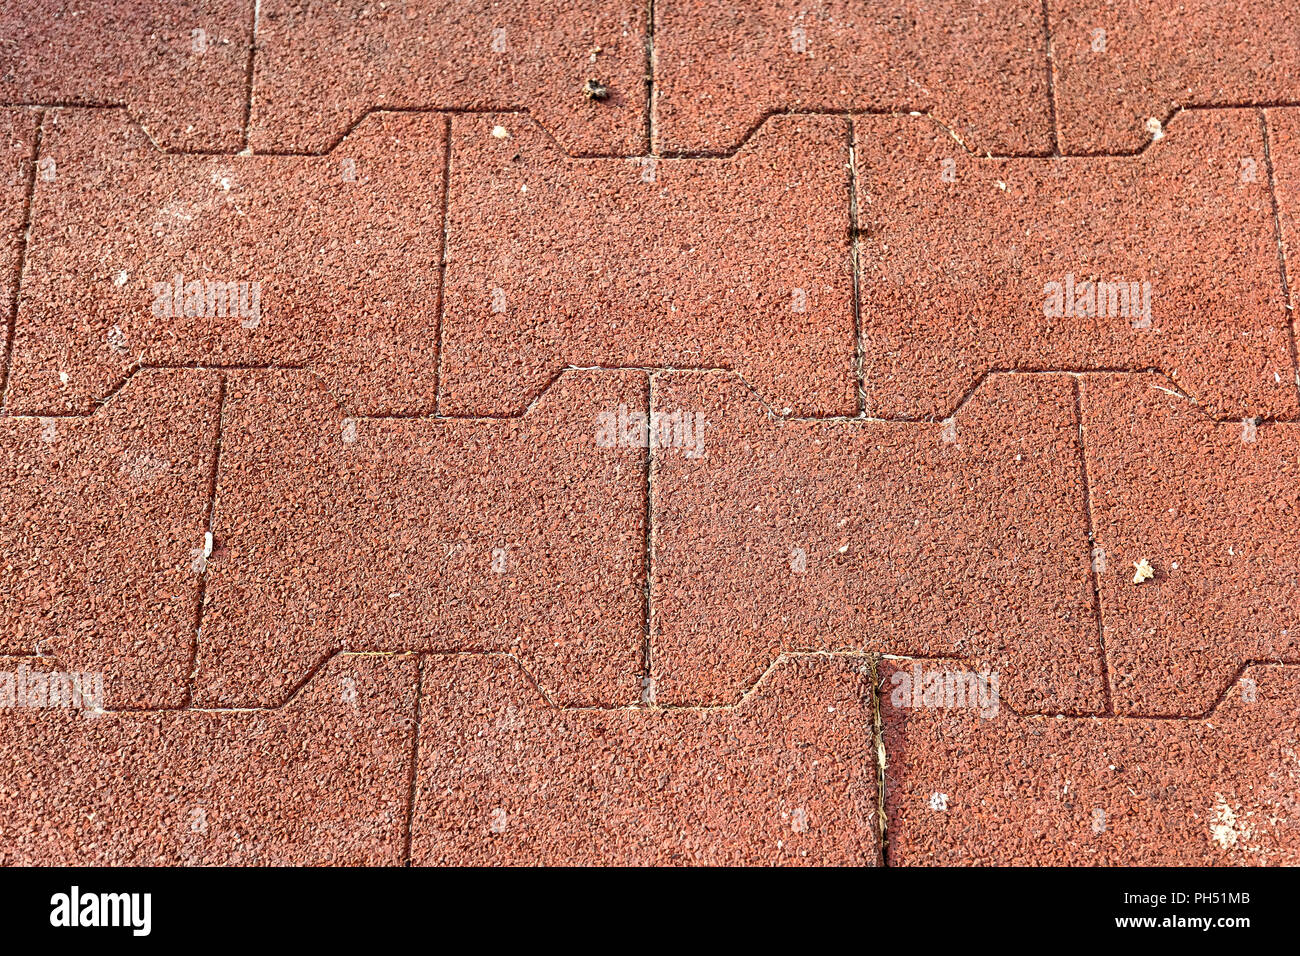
[1210,795,1252,850]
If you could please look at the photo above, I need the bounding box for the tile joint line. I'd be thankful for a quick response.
[642,372,656,696]
[403,654,425,866]
[846,116,866,415]
[432,113,454,414]
[183,372,229,708]
[0,109,43,412]
[868,655,889,866]
[1071,376,1113,715]
[1041,0,1060,155]
[1259,108,1300,407]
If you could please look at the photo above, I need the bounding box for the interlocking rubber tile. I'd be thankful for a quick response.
[6,107,444,417]
[882,661,1300,864]
[855,109,1297,420]
[0,370,220,709]
[0,0,253,152]
[194,369,646,709]
[250,0,647,155]
[650,371,1104,714]
[1051,1,1300,154]
[1080,374,1300,716]
[439,113,855,418]
[6,1,1298,871]
[1272,108,1300,313]
[0,654,417,865]
[0,109,37,386]
[411,653,878,865]
[653,0,1051,156]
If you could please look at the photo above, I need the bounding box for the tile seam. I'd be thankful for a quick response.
[183,372,229,708]
[642,372,656,697]
[26,102,1300,160]
[1071,376,1112,715]
[433,113,454,415]
[32,649,1298,720]
[1260,108,1300,407]
[0,108,43,412]
[402,654,425,866]
[847,117,866,415]
[9,363,1296,425]
[1041,0,1060,155]
[869,654,888,866]
[240,0,261,151]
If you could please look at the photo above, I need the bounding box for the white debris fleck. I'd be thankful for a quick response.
[1145,117,1165,140]
[1132,558,1154,584]
[929,792,949,812]
[1209,795,1253,850]
[491,125,510,139]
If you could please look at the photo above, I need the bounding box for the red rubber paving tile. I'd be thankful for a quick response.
[650,371,1104,714]
[6,107,445,417]
[653,0,1051,156]
[1051,1,1300,154]
[439,113,856,418]
[855,109,1297,421]
[250,0,648,155]
[194,369,646,709]
[0,370,221,709]
[1080,374,1300,716]
[0,0,253,152]
[411,653,879,865]
[0,653,417,865]
[881,661,1300,864]
[5,4,1299,868]
[0,109,37,380]
[1273,108,1300,314]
